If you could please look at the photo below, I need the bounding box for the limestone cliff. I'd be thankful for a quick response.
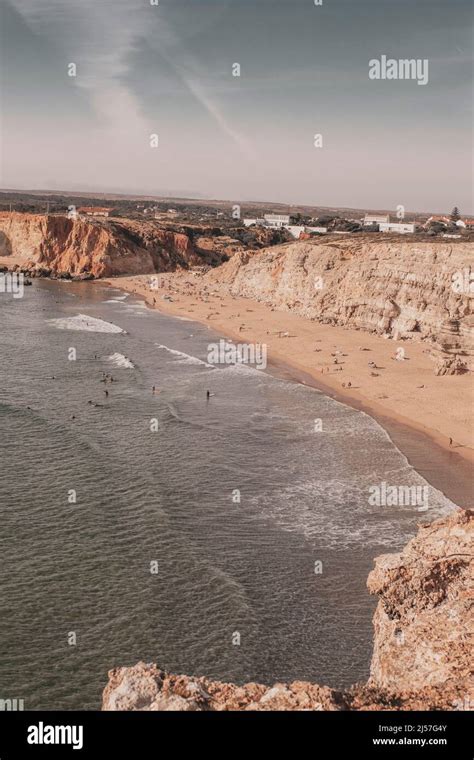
[102,509,473,711]
[2,216,472,371]
[205,238,474,372]
[367,508,472,697]
[0,213,225,277]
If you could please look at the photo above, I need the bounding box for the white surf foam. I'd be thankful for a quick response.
[223,362,263,376]
[107,353,135,369]
[156,344,214,368]
[47,314,125,333]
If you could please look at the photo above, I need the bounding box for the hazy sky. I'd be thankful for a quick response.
[1,0,472,212]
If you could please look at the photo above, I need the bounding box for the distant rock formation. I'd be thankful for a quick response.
[102,509,473,711]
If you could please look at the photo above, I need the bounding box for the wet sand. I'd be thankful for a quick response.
[266,359,473,508]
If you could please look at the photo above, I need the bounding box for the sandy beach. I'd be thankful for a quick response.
[102,271,473,503]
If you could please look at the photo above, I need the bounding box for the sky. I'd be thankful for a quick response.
[1,0,472,212]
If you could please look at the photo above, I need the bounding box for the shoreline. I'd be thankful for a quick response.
[265,359,474,509]
[101,273,473,507]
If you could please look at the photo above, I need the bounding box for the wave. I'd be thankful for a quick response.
[222,362,264,376]
[47,314,125,333]
[107,353,135,369]
[156,344,214,368]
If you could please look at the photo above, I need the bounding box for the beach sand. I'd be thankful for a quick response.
[103,271,473,506]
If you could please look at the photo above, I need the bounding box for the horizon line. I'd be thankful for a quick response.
[1,186,470,218]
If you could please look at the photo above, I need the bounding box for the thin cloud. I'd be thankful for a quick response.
[10,0,254,157]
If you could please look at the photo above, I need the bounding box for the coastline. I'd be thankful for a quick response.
[265,359,474,509]
[102,273,473,507]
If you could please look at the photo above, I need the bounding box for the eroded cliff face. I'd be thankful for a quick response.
[0,213,223,277]
[367,508,472,698]
[102,510,473,711]
[205,238,474,372]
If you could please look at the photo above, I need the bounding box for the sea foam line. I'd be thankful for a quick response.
[156,344,214,368]
[47,314,125,333]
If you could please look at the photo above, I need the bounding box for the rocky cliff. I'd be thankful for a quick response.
[205,238,474,373]
[2,216,472,372]
[102,509,473,711]
[0,213,239,278]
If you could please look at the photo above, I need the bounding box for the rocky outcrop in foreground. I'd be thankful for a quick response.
[368,508,472,695]
[102,510,473,711]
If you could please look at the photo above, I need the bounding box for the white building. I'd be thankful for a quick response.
[306,226,328,234]
[379,222,415,234]
[78,206,113,218]
[243,218,265,227]
[263,214,290,228]
[363,214,390,226]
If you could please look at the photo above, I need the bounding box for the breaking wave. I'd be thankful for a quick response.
[107,353,135,369]
[156,343,214,368]
[47,314,125,333]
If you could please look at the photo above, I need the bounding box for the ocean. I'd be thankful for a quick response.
[0,280,455,709]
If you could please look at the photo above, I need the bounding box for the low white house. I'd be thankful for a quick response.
[379,222,415,234]
[78,206,113,218]
[263,214,290,228]
[363,214,390,226]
